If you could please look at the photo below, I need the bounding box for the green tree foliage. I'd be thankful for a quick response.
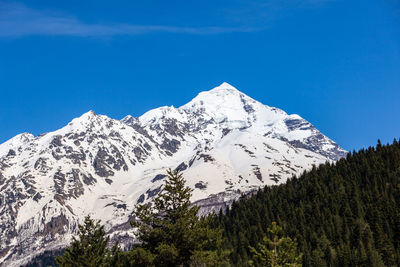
[55,215,119,267]
[249,222,302,267]
[216,140,400,266]
[130,169,229,266]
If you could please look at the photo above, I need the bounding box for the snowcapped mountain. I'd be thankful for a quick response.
[0,82,346,265]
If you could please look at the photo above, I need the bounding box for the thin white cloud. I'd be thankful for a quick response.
[0,2,256,38]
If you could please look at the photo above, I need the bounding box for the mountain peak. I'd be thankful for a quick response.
[64,110,100,131]
[180,82,255,112]
[82,110,96,118]
[121,115,135,124]
[211,82,238,92]
[73,110,97,122]
[204,82,243,97]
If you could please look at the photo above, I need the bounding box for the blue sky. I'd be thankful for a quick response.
[0,0,399,151]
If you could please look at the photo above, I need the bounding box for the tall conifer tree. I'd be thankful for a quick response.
[131,169,229,266]
[55,216,118,267]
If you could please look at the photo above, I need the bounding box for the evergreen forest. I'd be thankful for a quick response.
[214,140,400,266]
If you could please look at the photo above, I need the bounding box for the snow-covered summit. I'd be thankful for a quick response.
[0,83,346,266]
[182,82,254,109]
[198,82,242,97]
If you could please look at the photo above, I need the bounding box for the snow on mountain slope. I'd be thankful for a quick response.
[0,82,346,265]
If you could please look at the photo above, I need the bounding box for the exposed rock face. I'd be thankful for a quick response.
[0,83,347,266]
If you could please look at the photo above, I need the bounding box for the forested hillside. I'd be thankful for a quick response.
[215,140,400,266]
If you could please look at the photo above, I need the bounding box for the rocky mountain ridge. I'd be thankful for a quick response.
[0,82,346,265]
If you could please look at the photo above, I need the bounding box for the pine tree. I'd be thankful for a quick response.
[130,169,229,266]
[55,215,117,267]
[249,222,302,267]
